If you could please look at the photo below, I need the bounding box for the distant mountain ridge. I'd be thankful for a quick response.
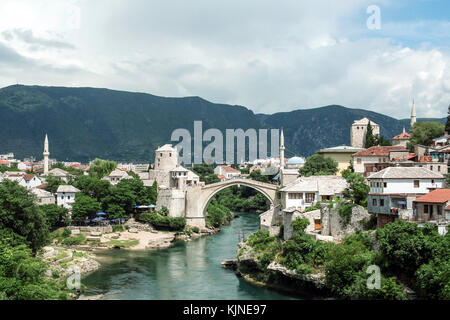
[0,85,445,162]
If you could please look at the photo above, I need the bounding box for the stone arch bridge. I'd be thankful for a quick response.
[185,178,280,228]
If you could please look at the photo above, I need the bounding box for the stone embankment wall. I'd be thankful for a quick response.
[321,205,370,240]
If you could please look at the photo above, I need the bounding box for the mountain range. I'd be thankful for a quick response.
[0,85,445,163]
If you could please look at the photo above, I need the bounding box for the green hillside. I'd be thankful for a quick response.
[0,85,445,162]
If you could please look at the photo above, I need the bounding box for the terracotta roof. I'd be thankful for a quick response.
[35,184,48,189]
[393,131,411,140]
[217,175,225,179]
[445,204,450,211]
[419,156,433,163]
[23,174,36,181]
[406,153,417,160]
[414,189,450,204]
[219,165,240,173]
[352,146,406,157]
[0,160,10,165]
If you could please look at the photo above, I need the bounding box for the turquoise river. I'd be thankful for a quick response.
[81,212,300,300]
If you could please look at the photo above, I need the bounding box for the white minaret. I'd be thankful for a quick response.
[280,128,285,169]
[43,134,49,175]
[411,99,416,128]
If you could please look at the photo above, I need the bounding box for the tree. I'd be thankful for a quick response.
[74,175,111,201]
[0,239,69,300]
[71,194,101,222]
[375,135,392,146]
[407,122,445,151]
[342,173,370,206]
[300,154,338,177]
[44,175,65,194]
[88,158,117,179]
[192,164,220,184]
[249,169,269,183]
[40,204,69,230]
[0,180,49,252]
[365,122,376,148]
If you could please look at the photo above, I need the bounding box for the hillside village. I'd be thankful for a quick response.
[1,101,449,238]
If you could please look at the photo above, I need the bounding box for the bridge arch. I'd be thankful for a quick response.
[185,178,279,228]
[200,180,275,217]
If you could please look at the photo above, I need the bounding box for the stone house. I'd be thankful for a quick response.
[31,188,56,205]
[18,174,43,189]
[214,165,240,179]
[352,146,407,176]
[392,129,411,148]
[47,168,72,183]
[102,168,133,185]
[367,166,445,228]
[56,185,81,210]
[350,118,380,148]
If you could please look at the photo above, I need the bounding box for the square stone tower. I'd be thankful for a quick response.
[350,118,380,148]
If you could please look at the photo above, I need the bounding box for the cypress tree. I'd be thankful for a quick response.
[365,121,376,148]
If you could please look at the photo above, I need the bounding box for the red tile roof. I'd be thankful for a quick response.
[219,165,240,173]
[414,189,450,204]
[23,174,35,182]
[406,153,417,160]
[352,146,406,157]
[0,160,10,165]
[393,131,411,139]
[419,156,433,163]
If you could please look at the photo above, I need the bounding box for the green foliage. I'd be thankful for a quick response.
[211,186,270,213]
[376,220,444,276]
[138,212,186,231]
[61,234,86,246]
[248,170,269,183]
[205,203,232,227]
[375,135,392,146]
[342,173,369,206]
[192,226,200,233]
[0,239,69,300]
[291,217,309,234]
[300,154,338,177]
[192,164,220,184]
[407,121,445,151]
[62,228,71,238]
[446,105,450,133]
[40,204,69,230]
[112,225,124,232]
[246,230,276,252]
[365,121,376,148]
[338,203,357,225]
[0,180,49,252]
[44,175,65,194]
[71,195,101,222]
[74,175,111,201]
[89,158,117,179]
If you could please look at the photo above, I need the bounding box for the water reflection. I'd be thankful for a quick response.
[81,213,299,300]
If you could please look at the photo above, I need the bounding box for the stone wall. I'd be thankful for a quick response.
[283,209,321,241]
[156,188,186,218]
[321,205,370,240]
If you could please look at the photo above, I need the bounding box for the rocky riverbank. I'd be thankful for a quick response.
[235,242,330,299]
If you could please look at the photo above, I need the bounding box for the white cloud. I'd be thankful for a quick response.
[0,0,448,119]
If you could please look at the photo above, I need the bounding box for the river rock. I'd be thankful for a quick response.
[90,231,102,237]
[71,229,81,235]
[128,228,138,233]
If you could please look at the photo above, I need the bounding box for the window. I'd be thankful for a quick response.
[380,199,385,207]
[305,193,315,203]
[424,205,428,213]
[438,166,441,172]
[169,153,172,157]
[372,198,377,206]
[438,206,442,215]
[288,193,302,200]
[430,165,433,171]
[383,182,387,188]
[414,180,420,188]
[357,158,361,164]
[160,153,162,157]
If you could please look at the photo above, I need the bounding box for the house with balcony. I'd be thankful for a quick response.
[367,166,445,228]
[413,189,450,235]
[352,146,407,176]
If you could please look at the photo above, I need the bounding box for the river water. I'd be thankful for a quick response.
[81,212,299,300]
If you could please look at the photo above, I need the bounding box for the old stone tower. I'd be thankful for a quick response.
[350,118,380,148]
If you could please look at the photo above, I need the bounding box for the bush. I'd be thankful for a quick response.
[138,213,186,231]
[61,234,86,246]
[62,228,71,238]
[112,225,124,232]
[192,226,200,233]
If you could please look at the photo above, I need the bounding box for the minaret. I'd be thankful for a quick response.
[411,99,416,128]
[43,134,49,175]
[280,128,285,169]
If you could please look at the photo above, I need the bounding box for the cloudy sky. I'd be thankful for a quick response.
[0,0,449,119]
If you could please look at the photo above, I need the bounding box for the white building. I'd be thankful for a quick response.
[350,118,380,148]
[18,174,44,189]
[214,165,240,179]
[367,166,445,228]
[56,185,80,210]
[352,146,407,176]
[280,175,348,212]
